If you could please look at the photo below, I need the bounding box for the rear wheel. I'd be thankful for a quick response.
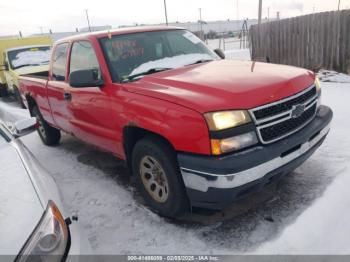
[13,86,26,108]
[0,84,8,97]
[132,137,190,217]
[32,106,61,146]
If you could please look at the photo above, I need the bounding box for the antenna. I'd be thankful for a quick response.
[85,9,92,32]
[164,0,169,26]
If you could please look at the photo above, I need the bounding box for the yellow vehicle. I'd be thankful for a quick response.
[0,36,52,105]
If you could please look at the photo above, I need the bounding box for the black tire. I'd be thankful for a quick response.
[132,136,190,217]
[32,106,61,146]
[13,86,26,109]
[0,84,9,97]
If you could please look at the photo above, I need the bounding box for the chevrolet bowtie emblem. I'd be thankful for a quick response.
[291,104,305,118]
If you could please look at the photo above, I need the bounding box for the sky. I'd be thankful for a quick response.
[0,0,349,36]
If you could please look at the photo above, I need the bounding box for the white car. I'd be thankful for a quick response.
[0,118,91,261]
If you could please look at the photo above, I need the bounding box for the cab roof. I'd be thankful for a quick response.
[5,44,51,52]
[55,26,184,44]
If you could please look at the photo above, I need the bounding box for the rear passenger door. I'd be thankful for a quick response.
[66,40,115,152]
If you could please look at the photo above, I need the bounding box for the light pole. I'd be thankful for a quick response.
[85,9,91,32]
[258,0,263,25]
[338,0,341,10]
[199,8,203,39]
[164,0,169,25]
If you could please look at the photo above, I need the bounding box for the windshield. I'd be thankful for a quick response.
[8,46,51,70]
[100,30,218,82]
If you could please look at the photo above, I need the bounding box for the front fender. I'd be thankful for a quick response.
[113,89,211,157]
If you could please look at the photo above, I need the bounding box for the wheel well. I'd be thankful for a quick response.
[123,126,176,173]
[26,95,37,116]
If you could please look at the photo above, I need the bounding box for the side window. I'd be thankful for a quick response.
[69,41,101,82]
[52,43,68,81]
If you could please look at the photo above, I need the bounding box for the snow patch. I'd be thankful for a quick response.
[130,54,214,76]
[254,168,350,254]
[317,69,350,83]
[12,49,51,68]
[0,101,30,122]
[224,49,251,61]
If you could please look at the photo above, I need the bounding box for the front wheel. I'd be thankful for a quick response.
[32,106,61,146]
[132,137,190,217]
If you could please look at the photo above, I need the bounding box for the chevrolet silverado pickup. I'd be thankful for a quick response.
[19,26,333,217]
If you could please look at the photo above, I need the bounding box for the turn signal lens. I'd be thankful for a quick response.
[211,139,222,155]
[315,77,322,107]
[211,132,258,155]
[315,77,321,93]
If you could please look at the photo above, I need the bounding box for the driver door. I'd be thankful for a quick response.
[65,40,115,153]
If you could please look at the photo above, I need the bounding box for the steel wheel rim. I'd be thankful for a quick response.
[36,116,46,137]
[140,155,169,203]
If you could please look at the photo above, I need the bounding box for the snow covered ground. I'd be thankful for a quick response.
[317,69,350,83]
[207,37,245,51]
[206,37,251,61]
[1,51,350,255]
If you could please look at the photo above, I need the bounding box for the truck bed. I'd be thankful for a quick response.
[21,70,49,80]
[19,73,53,122]
[19,74,48,102]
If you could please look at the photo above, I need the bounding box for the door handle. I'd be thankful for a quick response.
[63,92,72,101]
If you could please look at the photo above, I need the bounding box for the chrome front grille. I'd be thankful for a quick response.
[250,85,318,144]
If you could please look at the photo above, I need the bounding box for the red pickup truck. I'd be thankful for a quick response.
[19,26,333,217]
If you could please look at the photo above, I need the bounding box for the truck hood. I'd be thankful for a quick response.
[0,143,43,255]
[123,60,315,113]
[14,65,49,76]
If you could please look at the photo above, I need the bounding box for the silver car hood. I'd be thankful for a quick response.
[0,142,44,255]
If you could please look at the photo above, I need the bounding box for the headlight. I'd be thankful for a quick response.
[204,110,251,131]
[16,201,69,262]
[315,77,321,107]
[211,131,258,155]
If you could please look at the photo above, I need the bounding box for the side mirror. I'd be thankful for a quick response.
[214,49,225,59]
[69,69,104,88]
[0,62,9,71]
[8,118,38,138]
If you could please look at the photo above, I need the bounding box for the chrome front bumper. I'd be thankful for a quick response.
[181,123,330,193]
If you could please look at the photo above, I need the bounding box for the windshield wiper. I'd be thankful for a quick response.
[186,59,214,66]
[14,63,43,69]
[122,68,172,83]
